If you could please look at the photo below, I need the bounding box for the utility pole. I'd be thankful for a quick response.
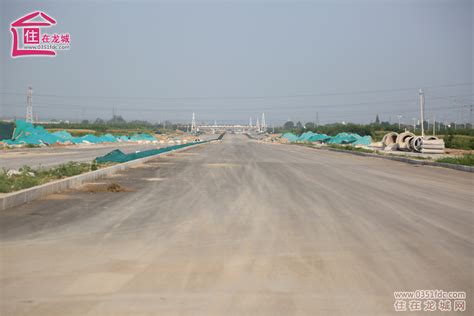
[249,117,252,128]
[261,113,266,132]
[316,112,319,126]
[272,123,275,134]
[412,118,416,132]
[433,114,436,136]
[419,89,425,137]
[26,86,33,123]
[397,115,402,130]
[191,112,197,133]
[470,104,473,128]
[256,118,260,132]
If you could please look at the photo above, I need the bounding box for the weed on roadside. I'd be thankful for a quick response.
[0,162,99,193]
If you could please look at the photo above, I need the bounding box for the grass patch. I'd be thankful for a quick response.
[25,143,41,148]
[436,154,474,166]
[439,134,474,150]
[0,162,100,193]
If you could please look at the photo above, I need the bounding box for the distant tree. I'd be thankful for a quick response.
[296,121,303,129]
[81,119,90,124]
[283,121,295,129]
[94,118,105,124]
[305,122,316,130]
[108,115,126,124]
[375,114,380,124]
[162,120,174,129]
[129,120,151,126]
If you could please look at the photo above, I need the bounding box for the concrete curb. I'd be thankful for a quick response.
[0,141,212,211]
[319,146,473,173]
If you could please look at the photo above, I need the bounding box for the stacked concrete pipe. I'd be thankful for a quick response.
[382,132,399,150]
[380,132,445,153]
[396,132,415,151]
[405,136,415,151]
[410,136,423,152]
[420,136,445,153]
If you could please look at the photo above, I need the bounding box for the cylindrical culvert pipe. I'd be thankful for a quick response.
[396,132,415,151]
[411,136,423,152]
[382,132,398,147]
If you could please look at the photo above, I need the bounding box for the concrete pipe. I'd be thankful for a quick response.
[411,136,423,152]
[405,136,415,151]
[420,136,445,153]
[396,132,415,151]
[382,132,398,147]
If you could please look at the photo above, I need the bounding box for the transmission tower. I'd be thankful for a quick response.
[26,86,33,123]
[191,112,197,132]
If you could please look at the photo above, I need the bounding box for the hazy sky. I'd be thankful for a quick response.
[1,0,472,125]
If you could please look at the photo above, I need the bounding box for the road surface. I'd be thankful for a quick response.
[0,135,472,315]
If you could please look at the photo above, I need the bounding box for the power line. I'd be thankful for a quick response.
[3,94,471,112]
[1,103,468,118]
[424,91,473,104]
[0,82,472,101]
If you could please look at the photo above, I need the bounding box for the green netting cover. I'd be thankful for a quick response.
[307,134,331,142]
[95,141,208,163]
[352,135,372,146]
[281,133,299,142]
[326,133,358,144]
[2,120,157,146]
[279,131,371,145]
[297,131,331,142]
[0,122,14,140]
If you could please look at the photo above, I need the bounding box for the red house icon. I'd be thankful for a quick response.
[10,11,57,57]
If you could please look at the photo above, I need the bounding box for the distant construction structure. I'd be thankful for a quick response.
[261,113,266,132]
[26,86,33,123]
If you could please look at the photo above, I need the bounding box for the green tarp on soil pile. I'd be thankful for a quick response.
[281,133,299,142]
[2,120,157,146]
[279,131,372,146]
[0,121,14,140]
[95,141,208,163]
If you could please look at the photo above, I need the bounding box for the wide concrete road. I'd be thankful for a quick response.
[0,135,472,315]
